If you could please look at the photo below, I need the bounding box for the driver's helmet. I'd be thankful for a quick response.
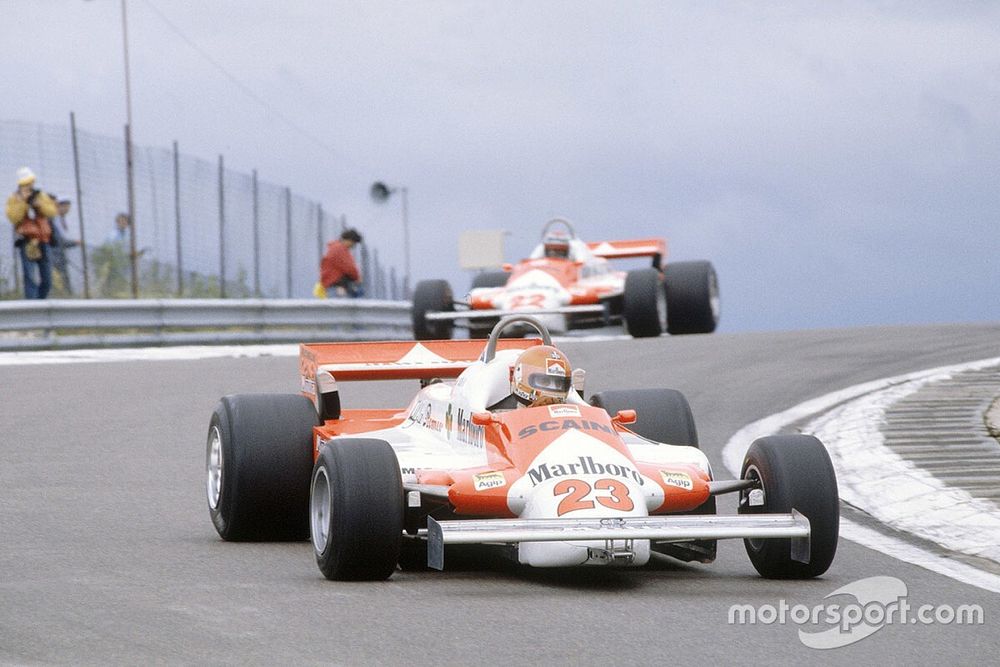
[512,345,572,406]
[542,231,571,259]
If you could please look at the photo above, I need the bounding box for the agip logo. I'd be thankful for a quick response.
[473,471,507,491]
[660,470,693,490]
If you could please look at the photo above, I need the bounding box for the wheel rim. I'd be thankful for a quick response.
[206,426,223,510]
[740,464,765,551]
[311,466,332,555]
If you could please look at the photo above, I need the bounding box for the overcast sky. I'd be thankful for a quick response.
[4,1,999,332]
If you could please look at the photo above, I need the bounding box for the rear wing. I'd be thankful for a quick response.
[299,338,541,387]
[587,238,667,269]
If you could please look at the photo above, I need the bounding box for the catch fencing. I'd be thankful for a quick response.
[0,117,404,301]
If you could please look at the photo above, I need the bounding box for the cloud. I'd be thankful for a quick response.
[3,1,999,330]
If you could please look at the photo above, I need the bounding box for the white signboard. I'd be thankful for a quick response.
[458,230,507,270]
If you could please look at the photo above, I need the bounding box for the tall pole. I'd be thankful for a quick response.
[401,186,410,298]
[125,124,139,298]
[121,0,133,132]
[70,112,91,299]
[285,187,293,298]
[121,1,138,298]
[173,141,183,296]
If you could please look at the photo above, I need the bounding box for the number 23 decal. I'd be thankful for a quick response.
[553,478,634,516]
[509,294,546,309]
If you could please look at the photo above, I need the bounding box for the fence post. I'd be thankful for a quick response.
[124,123,139,298]
[218,154,226,298]
[285,186,292,298]
[252,169,260,297]
[70,112,91,299]
[12,243,21,297]
[390,266,398,301]
[173,140,183,296]
[317,204,324,268]
[360,243,370,298]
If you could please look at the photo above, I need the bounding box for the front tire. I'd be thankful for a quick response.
[311,439,404,581]
[412,279,455,340]
[207,394,319,541]
[739,434,839,578]
[664,260,719,335]
[590,388,715,562]
[623,268,665,338]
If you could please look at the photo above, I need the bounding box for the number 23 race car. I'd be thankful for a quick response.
[206,316,839,581]
[411,218,721,339]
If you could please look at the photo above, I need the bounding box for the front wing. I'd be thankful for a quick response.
[426,511,810,570]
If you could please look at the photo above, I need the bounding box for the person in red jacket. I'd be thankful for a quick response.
[319,228,363,297]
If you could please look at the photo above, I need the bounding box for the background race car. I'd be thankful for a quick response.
[411,218,720,339]
[206,316,839,582]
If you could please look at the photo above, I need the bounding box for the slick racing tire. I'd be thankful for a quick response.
[663,260,719,335]
[207,394,319,541]
[470,271,509,289]
[311,439,404,581]
[412,279,455,340]
[623,268,665,338]
[589,388,698,447]
[739,434,839,579]
[468,320,499,339]
[397,536,430,571]
[591,388,716,562]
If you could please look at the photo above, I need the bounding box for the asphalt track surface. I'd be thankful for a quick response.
[2,323,999,665]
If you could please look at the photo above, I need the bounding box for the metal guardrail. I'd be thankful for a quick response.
[0,299,412,350]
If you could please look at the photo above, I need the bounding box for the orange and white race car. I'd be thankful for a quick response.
[411,218,719,339]
[206,316,839,582]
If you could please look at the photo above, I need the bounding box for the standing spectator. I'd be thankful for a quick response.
[48,197,78,294]
[106,212,130,245]
[318,228,363,297]
[5,167,57,299]
[94,212,133,297]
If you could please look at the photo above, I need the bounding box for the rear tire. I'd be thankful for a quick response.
[310,439,404,581]
[207,394,319,541]
[470,271,509,289]
[590,388,715,561]
[623,268,665,338]
[739,434,839,578]
[412,279,455,340]
[664,260,719,335]
[589,388,697,446]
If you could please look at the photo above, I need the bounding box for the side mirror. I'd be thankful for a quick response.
[471,411,494,426]
[612,409,637,425]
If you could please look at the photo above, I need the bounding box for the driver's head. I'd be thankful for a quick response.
[512,345,572,407]
[543,231,571,259]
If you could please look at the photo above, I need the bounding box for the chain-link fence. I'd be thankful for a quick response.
[0,118,402,300]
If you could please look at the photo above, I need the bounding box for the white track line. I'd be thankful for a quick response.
[722,356,1000,593]
[0,344,299,365]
